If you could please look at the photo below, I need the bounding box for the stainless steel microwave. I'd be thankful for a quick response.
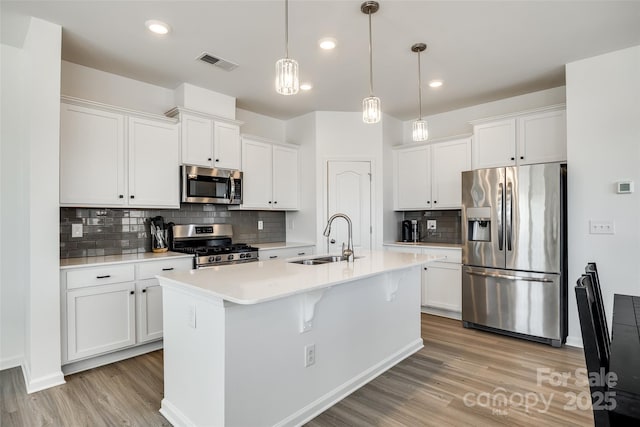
[181,165,242,204]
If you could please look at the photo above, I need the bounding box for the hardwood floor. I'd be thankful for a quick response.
[0,315,593,426]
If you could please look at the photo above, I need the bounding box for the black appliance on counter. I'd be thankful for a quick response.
[401,220,418,242]
[168,224,258,268]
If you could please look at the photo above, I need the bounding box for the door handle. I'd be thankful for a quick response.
[497,182,504,251]
[466,270,554,283]
[506,181,513,251]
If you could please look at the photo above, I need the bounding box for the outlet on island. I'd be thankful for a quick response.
[304,344,316,367]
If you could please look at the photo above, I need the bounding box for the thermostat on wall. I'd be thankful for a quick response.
[616,181,634,194]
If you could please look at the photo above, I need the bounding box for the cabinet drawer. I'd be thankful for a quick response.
[66,264,135,289]
[260,246,315,260]
[137,257,193,280]
[422,248,462,264]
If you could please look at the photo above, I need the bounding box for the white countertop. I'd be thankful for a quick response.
[158,250,443,305]
[60,251,193,269]
[252,241,315,250]
[384,241,462,249]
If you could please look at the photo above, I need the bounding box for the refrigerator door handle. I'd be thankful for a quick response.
[497,182,504,251]
[506,181,513,251]
[466,270,555,283]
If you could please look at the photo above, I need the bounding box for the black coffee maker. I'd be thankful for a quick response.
[401,220,419,242]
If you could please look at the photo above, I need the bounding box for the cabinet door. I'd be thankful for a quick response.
[472,119,516,169]
[422,263,462,312]
[241,138,273,208]
[66,282,136,361]
[181,113,213,167]
[431,138,472,209]
[60,103,126,206]
[136,279,163,343]
[394,145,431,210]
[272,145,299,210]
[517,109,566,165]
[128,117,180,208]
[213,122,241,170]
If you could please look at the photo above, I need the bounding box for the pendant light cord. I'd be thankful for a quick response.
[417,50,422,120]
[368,10,374,96]
[285,0,289,58]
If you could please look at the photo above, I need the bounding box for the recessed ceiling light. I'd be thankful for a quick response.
[429,80,443,88]
[145,20,170,35]
[300,83,313,91]
[319,38,337,50]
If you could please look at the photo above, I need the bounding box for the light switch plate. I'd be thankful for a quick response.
[427,220,437,230]
[258,220,264,230]
[589,220,615,235]
[71,223,83,238]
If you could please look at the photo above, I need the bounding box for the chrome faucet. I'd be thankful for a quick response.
[323,213,354,262]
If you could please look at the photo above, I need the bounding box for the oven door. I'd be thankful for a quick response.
[181,165,242,204]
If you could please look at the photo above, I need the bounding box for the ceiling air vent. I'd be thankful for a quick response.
[196,52,238,71]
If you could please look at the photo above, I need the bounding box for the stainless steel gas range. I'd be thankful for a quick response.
[168,224,258,269]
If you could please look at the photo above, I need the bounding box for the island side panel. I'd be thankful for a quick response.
[224,266,422,427]
[160,285,227,427]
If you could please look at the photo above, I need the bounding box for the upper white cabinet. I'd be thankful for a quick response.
[393,137,471,210]
[238,136,299,210]
[166,108,242,170]
[60,98,179,208]
[471,105,566,169]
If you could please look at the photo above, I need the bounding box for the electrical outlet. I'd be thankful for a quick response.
[188,305,197,329]
[427,220,437,231]
[590,220,615,235]
[258,220,264,230]
[71,223,83,238]
[304,344,316,367]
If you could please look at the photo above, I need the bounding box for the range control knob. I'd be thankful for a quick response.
[227,254,234,261]
[239,253,246,259]
[208,256,216,263]
[215,255,222,262]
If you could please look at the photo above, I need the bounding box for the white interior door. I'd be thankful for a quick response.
[327,161,372,253]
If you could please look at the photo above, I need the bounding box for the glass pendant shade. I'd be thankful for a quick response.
[412,119,429,141]
[362,96,381,124]
[275,58,299,95]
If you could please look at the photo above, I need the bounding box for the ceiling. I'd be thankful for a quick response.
[2,1,639,120]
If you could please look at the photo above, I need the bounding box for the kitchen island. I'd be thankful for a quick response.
[157,250,441,427]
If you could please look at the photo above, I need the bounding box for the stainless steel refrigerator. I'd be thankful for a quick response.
[461,163,567,347]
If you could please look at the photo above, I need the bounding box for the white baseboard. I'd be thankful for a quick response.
[0,355,23,371]
[62,340,163,375]
[565,335,583,348]
[421,306,462,320]
[276,338,424,427]
[160,398,194,427]
[21,362,65,394]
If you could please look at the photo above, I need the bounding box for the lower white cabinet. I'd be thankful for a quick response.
[66,281,136,361]
[61,256,192,364]
[384,244,462,318]
[259,245,315,260]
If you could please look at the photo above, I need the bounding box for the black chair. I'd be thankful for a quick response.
[585,262,611,368]
[576,274,615,427]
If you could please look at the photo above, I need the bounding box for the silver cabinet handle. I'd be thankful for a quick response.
[162,267,174,271]
[96,275,111,279]
[467,270,554,283]
[269,255,278,259]
[297,252,306,256]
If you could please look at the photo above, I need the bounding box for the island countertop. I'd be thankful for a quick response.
[157,249,442,305]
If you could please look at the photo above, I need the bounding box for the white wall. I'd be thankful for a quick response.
[0,43,28,370]
[236,108,285,142]
[402,86,566,142]
[62,61,175,115]
[285,113,317,244]
[565,45,640,347]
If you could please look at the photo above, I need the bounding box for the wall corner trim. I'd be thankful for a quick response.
[21,363,66,394]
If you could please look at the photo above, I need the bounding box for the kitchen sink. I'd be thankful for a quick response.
[288,255,360,265]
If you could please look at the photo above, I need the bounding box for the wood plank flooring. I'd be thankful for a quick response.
[0,315,593,426]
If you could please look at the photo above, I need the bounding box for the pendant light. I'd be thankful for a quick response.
[361,1,380,124]
[411,43,429,141]
[275,0,299,95]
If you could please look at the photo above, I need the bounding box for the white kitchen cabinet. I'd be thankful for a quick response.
[393,137,471,210]
[66,281,136,362]
[383,244,462,318]
[128,117,179,207]
[167,108,242,170]
[61,255,193,368]
[238,136,299,210]
[60,98,180,208]
[471,105,566,170]
[259,245,315,260]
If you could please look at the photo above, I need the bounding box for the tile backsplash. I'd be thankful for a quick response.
[60,205,285,258]
[402,210,462,244]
